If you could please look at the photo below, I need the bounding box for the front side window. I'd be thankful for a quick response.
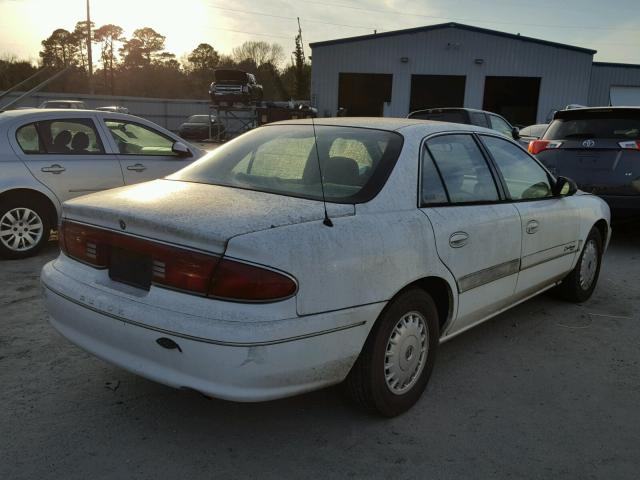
[105,120,176,156]
[470,112,489,128]
[16,119,104,155]
[488,115,513,136]
[481,135,552,200]
[170,125,403,203]
[425,134,499,204]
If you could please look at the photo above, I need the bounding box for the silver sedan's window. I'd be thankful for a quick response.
[170,125,403,203]
[481,135,552,200]
[420,146,448,205]
[105,120,177,156]
[426,134,499,204]
[488,115,513,136]
[16,119,104,155]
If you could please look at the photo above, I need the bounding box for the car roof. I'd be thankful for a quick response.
[0,108,142,127]
[410,107,501,116]
[553,106,640,119]
[42,100,85,104]
[267,116,497,135]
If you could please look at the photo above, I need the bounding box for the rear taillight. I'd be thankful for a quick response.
[209,258,297,302]
[528,140,563,155]
[59,220,296,302]
[619,140,640,150]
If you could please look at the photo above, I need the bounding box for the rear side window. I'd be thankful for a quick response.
[545,110,640,140]
[16,124,42,153]
[481,135,552,200]
[425,134,499,204]
[16,119,104,155]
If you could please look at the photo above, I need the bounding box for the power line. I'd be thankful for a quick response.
[206,3,375,31]
[294,0,638,32]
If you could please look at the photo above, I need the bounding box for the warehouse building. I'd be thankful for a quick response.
[310,23,640,125]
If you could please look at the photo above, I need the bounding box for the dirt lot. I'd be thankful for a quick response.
[1,226,639,479]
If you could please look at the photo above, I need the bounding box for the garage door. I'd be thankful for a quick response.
[338,73,393,117]
[409,75,466,113]
[483,76,540,126]
[610,86,640,106]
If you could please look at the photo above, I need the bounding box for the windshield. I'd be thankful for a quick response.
[545,111,640,140]
[409,110,467,124]
[169,124,403,203]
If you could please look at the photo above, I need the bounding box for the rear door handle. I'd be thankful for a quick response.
[127,163,146,172]
[449,232,469,248]
[526,220,540,234]
[41,164,65,174]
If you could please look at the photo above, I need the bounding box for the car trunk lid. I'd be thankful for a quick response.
[62,179,354,254]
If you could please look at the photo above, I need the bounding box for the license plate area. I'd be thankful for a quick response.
[109,248,152,291]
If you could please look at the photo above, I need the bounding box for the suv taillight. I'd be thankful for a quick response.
[619,140,640,150]
[528,140,563,155]
[59,220,296,302]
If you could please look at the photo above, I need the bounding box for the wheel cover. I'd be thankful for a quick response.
[0,207,44,252]
[384,311,428,395]
[579,239,598,290]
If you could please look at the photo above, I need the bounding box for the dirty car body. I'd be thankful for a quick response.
[41,118,610,415]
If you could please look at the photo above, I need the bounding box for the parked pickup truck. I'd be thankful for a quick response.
[209,69,263,105]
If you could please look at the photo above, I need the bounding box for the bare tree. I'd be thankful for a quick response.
[232,41,284,68]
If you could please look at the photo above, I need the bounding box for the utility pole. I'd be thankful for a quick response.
[297,17,305,60]
[86,0,94,94]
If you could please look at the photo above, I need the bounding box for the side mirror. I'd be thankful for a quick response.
[553,176,578,196]
[511,127,520,140]
[172,141,192,158]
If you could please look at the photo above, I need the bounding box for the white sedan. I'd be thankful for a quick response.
[41,118,610,416]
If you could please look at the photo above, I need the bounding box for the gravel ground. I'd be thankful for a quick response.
[1,225,639,479]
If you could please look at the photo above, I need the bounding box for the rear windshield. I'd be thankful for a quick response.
[187,115,210,123]
[214,70,247,82]
[544,111,640,140]
[409,111,467,124]
[169,125,404,203]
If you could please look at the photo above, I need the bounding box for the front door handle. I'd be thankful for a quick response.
[526,220,540,234]
[127,163,146,172]
[449,231,469,248]
[41,164,65,174]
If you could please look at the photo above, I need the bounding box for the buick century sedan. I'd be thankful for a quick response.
[41,118,610,416]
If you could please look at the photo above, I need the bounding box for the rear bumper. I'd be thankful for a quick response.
[41,259,380,402]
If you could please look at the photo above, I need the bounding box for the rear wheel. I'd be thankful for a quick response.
[555,227,603,303]
[345,288,439,417]
[0,198,51,259]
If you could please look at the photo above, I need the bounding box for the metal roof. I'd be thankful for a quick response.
[309,22,597,55]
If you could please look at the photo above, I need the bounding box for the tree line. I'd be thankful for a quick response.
[0,22,311,101]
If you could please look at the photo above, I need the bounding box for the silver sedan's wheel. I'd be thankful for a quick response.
[384,311,428,395]
[579,239,598,290]
[0,207,44,252]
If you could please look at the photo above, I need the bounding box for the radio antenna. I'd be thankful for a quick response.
[310,117,333,227]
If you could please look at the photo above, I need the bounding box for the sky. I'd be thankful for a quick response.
[0,0,639,66]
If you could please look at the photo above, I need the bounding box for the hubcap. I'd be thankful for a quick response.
[0,208,44,252]
[579,239,598,290]
[384,311,428,395]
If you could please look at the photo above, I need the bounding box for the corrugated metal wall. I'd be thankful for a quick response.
[0,91,210,131]
[311,26,594,123]
[588,64,640,106]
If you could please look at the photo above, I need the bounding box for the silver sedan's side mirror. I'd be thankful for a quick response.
[554,176,578,196]
[511,127,520,140]
[172,141,192,158]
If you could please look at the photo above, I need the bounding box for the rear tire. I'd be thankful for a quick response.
[555,227,603,303]
[345,288,439,417]
[0,198,51,259]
